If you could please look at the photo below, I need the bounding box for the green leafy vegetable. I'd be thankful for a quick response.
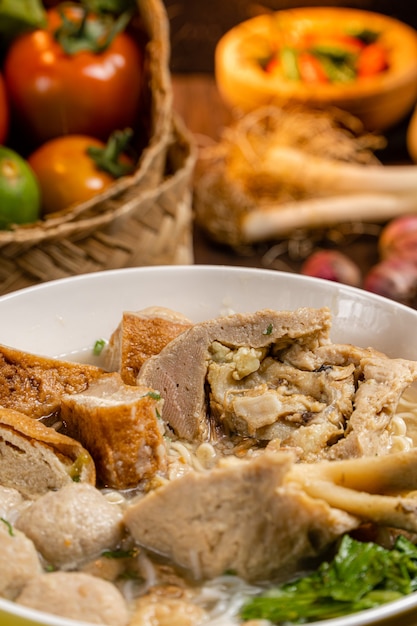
[0,0,46,50]
[263,323,274,336]
[240,535,417,624]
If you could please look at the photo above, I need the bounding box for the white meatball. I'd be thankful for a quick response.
[0,520,42,599]
[17,571,129,626]
[16,482,123,569]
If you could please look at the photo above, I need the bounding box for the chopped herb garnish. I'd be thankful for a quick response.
[69,450,91,482]
[93,338,106,356]
[263,323,273,336]
[0,517,14,536]
[146,391,161,401]
[240,534,417,623]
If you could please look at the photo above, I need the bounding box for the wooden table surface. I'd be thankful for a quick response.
[171,73,412,281]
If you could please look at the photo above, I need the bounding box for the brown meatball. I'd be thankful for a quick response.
[17,571,129,626]
[0,521,42,599]
[16,482,123,569]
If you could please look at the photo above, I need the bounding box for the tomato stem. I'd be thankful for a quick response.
[54,4,132,55]
[86,128,135,178]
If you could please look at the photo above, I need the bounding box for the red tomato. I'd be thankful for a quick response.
[298,52,329,84]
[0,73,9,145]
[357,42,388,77]
[3,5,143,145]
[28,134,134,215]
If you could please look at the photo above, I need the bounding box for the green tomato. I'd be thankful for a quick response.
[0,146,41,229]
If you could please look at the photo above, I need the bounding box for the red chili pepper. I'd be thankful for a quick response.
[298,52,329,84]
[357,42,388,77]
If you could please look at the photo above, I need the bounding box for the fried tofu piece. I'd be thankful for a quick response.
[61,373,167,489]
[104,307,192,385]
[0,344,106,419]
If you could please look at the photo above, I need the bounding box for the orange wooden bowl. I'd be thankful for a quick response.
[215,7,417,131]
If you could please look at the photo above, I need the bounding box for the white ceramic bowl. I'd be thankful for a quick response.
[2,264,417,626]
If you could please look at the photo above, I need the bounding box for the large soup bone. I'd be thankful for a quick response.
[124,451,358,582]
[290,448,417,533]
[137,307,332,440]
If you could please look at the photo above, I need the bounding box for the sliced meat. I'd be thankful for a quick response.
[137,307,332,440]
[125,448,417,584]
[0,406,95,497]
[0,520,42,600]
[104,306,192,385]
[16,571,129,626]
[60,373,166,489]
[16,482,123,569]
[124,451,357,582]
[0,343,106,419]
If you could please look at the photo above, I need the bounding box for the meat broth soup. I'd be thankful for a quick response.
[2,305,417,626]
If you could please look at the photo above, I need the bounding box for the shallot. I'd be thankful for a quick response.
[363,257,417,306]
[301,250,362,287]
[378,215,417,260]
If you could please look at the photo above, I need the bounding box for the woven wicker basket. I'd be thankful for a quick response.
[0,0,196,295]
